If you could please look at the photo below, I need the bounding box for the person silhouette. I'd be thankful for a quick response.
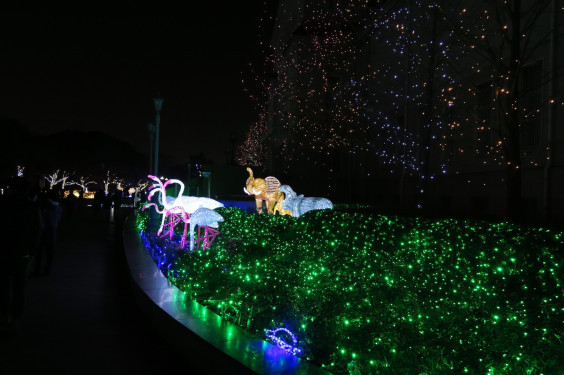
[0,176,42,333]
[112,191,122,212]
[32,188,62,277]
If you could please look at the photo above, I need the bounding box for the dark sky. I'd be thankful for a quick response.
[0,6,278,166]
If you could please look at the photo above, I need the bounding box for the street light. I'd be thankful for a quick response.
[147,122,154,174]
[146,94,164,231]
[153,93,164,177]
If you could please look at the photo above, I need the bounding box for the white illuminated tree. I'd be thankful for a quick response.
[135,179,149,192]
[69,176,96,194]
[102,170,120,195]
[115,178,125,192]
[132,179,149,206]
[45,170,63,190]
[45,170,72,190]
[59,171,71,190]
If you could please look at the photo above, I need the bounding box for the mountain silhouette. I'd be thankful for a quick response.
[0,118,148,182]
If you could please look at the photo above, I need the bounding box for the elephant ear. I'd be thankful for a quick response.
[265,176,280,195]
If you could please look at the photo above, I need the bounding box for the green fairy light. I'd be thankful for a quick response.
[138,205,564,374]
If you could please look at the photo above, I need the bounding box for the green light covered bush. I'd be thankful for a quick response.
[137,205,564,374]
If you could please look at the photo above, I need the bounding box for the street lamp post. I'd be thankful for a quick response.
[146,94,164,232]
[153,94,164,177]
[147,122,154,174]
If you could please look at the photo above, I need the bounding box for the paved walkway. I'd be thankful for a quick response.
[0,202,188,374]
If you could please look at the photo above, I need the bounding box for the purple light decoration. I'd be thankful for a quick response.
[265,328,302,355]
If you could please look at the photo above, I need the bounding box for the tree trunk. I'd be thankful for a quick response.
[504,0,524,222]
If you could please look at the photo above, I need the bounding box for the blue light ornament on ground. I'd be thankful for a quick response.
[265,327,302,356]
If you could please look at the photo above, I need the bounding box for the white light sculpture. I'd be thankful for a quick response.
[143,175,224,249]
[189,207,224,251]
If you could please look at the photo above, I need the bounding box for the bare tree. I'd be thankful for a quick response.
[440,0,562,219]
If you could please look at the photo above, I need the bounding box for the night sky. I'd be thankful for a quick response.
[0,6,277,166]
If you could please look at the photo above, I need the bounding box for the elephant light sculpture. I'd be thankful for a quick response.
[243,167,281,214]
[279,185,333,218]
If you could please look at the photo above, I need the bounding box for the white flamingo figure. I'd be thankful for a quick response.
[143,175,224,240]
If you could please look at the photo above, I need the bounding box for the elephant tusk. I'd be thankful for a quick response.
[244,187,250,195]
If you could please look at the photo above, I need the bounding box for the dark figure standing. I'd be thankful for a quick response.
[32,189,62,277]
[111,191,122,211]
[104,192,112,210]
[0,176,42,333]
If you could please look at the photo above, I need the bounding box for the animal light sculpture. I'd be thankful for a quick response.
[243,167,281,214]
[143,175,224,248]
[279,185,333,218]
[189,207,224,251]
[265,327,302,355]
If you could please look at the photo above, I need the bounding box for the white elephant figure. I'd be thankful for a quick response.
[279,185,333,218]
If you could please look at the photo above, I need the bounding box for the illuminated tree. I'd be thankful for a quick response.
[241,0,562,216]
[59,171,71,190]
[439,0,562,219]
[102,170,120,195]
[243,0,457,205]
[69,176,96,194]
[45,170,62,190]
[236,110,269,166]
[135,179,149,193]
[44,169,72,190]
[115,178,125,192]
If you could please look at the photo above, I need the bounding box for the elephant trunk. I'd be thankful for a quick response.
[246,167,254,179]
[245,167,254,195]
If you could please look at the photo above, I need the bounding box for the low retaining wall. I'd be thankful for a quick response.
[122,212,329,374]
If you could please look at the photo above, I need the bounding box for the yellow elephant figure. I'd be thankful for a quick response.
[243,167,281,214]
[273,190,292,216]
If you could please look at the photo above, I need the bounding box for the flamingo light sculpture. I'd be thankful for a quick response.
[143,175,224,248]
